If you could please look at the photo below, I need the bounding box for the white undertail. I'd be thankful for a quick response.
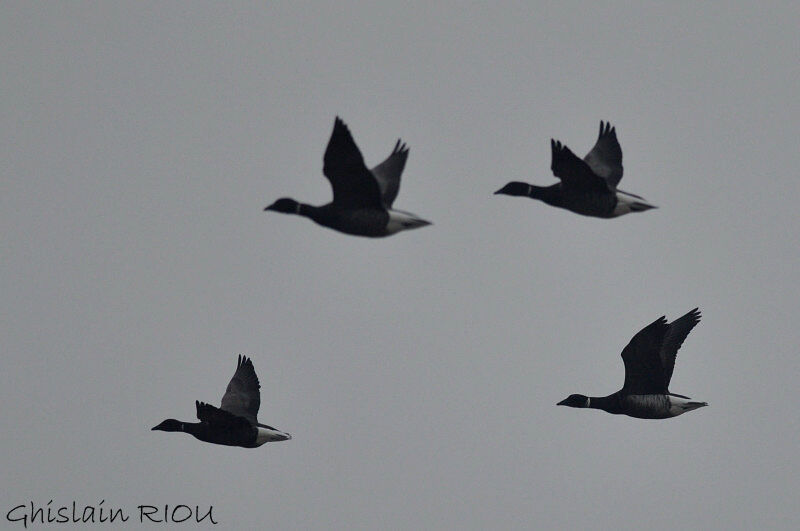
[255,426,292,445]
[667,395,708,417]
[385,209,432,234]
[612,190,658,217]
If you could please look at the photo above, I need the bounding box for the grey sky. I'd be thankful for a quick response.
[2,2,799,529]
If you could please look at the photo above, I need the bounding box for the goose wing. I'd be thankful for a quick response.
[219,355,261,424]
[196,400,252,429]
[583,121,623,188]
[659,308,701,389]
[620,309,701,394]
[370,139,409,208]
[323,117,383,208]
[621,316,672,395]
[551,139,610,191]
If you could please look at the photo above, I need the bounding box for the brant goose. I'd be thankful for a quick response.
[558,308,708,419]
[265,117,431,236]
[495,121,657,217]
[152,355,291,447]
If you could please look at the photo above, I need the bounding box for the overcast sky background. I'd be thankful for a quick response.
[2,2,799,529]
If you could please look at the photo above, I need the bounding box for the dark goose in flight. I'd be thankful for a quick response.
[495,121,657,218]
[265,117,431,237]
[152,355,291,447]
[558,308,707,419]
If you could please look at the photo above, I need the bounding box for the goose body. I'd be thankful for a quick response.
[495,121,657,218]
[152,355,291,448]
[558,308,707,419]
[265,117,431,237]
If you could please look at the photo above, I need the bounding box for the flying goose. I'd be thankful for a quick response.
[152,355,291,447]
[265,117,431,236]
[558,308,708,419]
[495,121,657,217]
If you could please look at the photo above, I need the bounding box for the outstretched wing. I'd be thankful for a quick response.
[370,139,409,208]
[196,400,252,429]
[659,308,701,389]
[323,117,383,208]
[583,121,623,188]
[620,309,701,394]
[621,316,670,395]
[220,355,261,424]
[551,139,609,191]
